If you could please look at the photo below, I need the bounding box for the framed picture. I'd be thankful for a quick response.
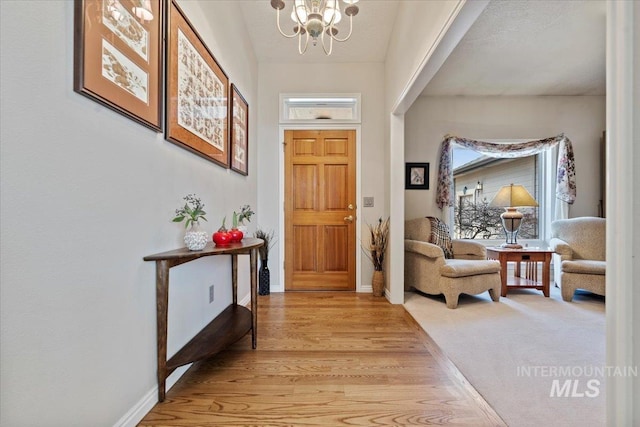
[405,162,429,189]
[230,84,249,176]
[73,0,163,131]
[165,0,229,168]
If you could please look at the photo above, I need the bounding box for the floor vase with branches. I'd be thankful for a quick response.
[367,218,389,297]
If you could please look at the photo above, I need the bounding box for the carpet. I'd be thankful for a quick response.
[404,285,606,427]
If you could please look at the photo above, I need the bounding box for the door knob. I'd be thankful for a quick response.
[348,204,354,210]
[344,215,354,223]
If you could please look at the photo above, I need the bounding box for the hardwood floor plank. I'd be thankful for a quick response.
[138,293,505,426]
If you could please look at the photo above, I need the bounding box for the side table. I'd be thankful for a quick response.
[486,247,554,297]
[143,238,263,402]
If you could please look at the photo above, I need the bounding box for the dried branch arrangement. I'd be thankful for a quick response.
[366,217,390,271]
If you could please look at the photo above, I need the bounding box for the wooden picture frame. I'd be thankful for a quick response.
[405,162,429,189]
[165,0,229,168]
[73,0,163,131]
[230,84,249,175]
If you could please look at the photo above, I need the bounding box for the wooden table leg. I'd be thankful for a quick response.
[231,254,238,306]
[542,254,551,297]
[499,254,508,297]
[156,260,170,402]
[250,247,258,349]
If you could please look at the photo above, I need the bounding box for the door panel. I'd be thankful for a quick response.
[292,165,318,210]
[285,129,356,291]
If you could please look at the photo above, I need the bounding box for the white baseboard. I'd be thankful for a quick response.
[113,364,191,427]
[239,292,251,307]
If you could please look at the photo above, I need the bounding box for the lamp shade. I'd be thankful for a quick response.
[489,184,538,208]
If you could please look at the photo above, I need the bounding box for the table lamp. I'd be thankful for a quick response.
[489,184,538,249]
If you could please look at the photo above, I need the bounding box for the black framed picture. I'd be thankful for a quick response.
[405,162,429,189]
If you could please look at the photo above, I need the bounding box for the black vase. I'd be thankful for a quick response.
[259,258,270,295]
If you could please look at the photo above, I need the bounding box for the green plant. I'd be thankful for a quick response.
[172,194,207,228]
[254,228,276,261]
[365,217,390,271]
[237,205,255,225]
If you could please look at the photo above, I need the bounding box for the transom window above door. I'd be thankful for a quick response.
[280,94,361,124]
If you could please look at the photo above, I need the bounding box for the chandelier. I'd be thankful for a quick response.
[270,0,360,55]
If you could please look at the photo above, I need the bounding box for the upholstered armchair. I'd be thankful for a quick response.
[549,217,606,302]
[404,217,501,309]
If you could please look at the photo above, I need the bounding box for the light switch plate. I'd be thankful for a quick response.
[363,197,374,207]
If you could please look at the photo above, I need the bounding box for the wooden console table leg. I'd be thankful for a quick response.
[231,254,238,306]
[156,260,170,402]
[250,247,258,349]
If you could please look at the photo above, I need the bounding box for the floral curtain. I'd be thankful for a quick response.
[435,134,576,209]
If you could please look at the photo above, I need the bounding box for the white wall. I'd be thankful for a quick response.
[257,62,386,292]
[0,1,258,425]
[404,96,606,221]
[383,0,480,303]
[606,1,640,424]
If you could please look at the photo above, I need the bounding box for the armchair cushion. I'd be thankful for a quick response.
[440,259,501,278]
[562,260,606,275]
[427,216,454,259]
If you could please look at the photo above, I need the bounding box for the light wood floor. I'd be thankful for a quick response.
[139,292,505,426]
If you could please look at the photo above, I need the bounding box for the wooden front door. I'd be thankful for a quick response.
[284,129,356,291]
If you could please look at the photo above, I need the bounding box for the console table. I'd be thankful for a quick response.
[143,238,263,402]
[486,247,553,297]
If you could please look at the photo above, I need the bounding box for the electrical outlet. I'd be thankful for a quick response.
[363,197,374,207]
[209,285,214,303]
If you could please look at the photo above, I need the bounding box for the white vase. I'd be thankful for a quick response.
[184,222,208,251]
[237,225,248,237]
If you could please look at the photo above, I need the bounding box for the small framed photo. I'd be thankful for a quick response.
[230,84,248,176]
[165,0,229,168]
[74,0,164,131]
[405,162,429,189]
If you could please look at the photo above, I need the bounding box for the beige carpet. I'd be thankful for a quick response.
[404,285,605,427]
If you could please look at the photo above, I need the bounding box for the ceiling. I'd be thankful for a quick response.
[239,0,606,96]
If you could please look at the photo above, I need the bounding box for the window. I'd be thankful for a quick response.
[280,94,360,124]
[451,145,556,244]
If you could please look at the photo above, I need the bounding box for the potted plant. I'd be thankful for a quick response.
[254,228,276,295]
[365,217,390,296]
[172,194,209,251]
[235,205,255,234]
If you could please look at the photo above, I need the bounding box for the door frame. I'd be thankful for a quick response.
[277,124,362,292]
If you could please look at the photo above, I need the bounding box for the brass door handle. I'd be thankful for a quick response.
[348,204,354,210]
[344,215,354,223]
